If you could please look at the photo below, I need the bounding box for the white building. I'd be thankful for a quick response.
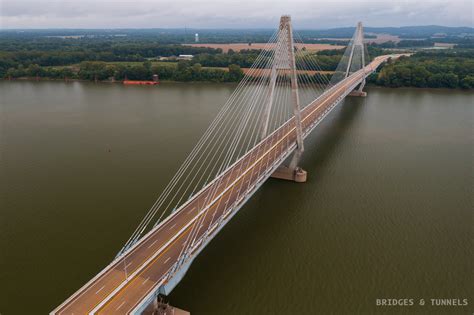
[178,54,194,60]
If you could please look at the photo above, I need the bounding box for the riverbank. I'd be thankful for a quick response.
[3,50,473,89]
[0,77,240,85]
[367,50,474,89]
[2,76,472,90]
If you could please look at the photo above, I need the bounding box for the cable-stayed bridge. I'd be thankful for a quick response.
[52,16,404,314]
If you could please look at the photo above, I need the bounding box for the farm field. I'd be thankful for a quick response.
[184,43,345,52]
[46,61,178,71]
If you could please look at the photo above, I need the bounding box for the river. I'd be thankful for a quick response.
[0,81,472,314]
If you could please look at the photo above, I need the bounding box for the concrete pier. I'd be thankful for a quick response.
[271,165,307,182]
[143,297,190,315]
[348,90,367,97]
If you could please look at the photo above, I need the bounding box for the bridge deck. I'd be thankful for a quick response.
[52,55,393,315]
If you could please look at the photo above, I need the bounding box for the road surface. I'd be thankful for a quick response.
[52,54,397,315]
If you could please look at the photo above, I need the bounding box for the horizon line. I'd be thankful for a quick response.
[1,24,473,31]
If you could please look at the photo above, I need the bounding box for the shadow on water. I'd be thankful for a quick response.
[169,97,365,313]
[302,96,365,177]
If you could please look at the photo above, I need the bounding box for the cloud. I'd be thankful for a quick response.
[0,0,472,29]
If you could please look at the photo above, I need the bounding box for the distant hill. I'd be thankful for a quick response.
[1,25,472,43]
[362,25,473,38]
[299,25,473,39]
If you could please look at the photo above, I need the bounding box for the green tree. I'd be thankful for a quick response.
[460,75,474,89]
[411,66,430,87]
[225,64,244,82]
[177,60,191,71]
[143,60,152,70]
[444,73,459,88]
[26,64,43,77]
[125,64,151,80]
[427,73,444,88]
[78,61,113,80]
[151,65,175,80]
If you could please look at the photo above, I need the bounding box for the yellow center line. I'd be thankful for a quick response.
[96,175,244,313]
[88,68,368,314]
[93,224,192,313]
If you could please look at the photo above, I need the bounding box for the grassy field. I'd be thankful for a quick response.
[107,61,178,67]
[45,61,178,72]
[184,43,345,52]
[46,61,333,75]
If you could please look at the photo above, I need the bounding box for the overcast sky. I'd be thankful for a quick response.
[1,0,472,29]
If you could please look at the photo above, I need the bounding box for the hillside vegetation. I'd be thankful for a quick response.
[369,50,474,89]
[1,31,473,88]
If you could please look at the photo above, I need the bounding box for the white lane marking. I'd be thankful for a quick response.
[125,261,133,269]
[147,239,158,249]
[188,207,196,213]
[83,65,381,314]
[168,223,177,230]
[164,257,171,264]
[95,285,105,295]
[142,277,150,285]
[116,301,126,310]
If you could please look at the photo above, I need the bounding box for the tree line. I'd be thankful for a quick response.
[368,50,474,89]
[4,60,245,83]
[2,34,473,89]
[0,33,353,78]
[0,40,222,78]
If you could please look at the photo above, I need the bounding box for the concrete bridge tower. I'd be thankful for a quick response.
[347,21,368,96]
[260,15,307,182]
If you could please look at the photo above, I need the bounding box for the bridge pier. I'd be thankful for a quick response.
[261,16,307,184]
[348,90,367,97]
[348,78,367,97]
[345,22,367,98]
[271,165,307,182]
[271,148,307,182]
[143,296,190,315]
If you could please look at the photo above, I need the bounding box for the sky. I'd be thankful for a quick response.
[0,0,472,29]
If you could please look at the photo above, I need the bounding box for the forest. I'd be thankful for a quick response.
[0,33,473,88]
[369,50,474,89]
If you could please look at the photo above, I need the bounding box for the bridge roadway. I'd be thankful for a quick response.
[52,54,396,315]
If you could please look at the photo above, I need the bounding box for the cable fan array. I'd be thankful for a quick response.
[329,22,368,86]
[117,26,345,258]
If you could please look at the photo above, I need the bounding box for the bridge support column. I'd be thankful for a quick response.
[143,295,190,315]
[349,78,367,96]
[269,15,307,183]
[346,22,368,97]
[271,146,306,182]
[348,90,367,97]
[349,76,367,96]
[271,165,307,183]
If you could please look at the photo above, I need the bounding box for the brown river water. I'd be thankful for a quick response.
[0,81,472,314]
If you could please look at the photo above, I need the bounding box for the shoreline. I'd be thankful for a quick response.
[0,77,471,91]
[0,77,238,85]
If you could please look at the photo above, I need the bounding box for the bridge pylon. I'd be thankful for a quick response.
[262,15,307,183]
[348,21,368,97]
